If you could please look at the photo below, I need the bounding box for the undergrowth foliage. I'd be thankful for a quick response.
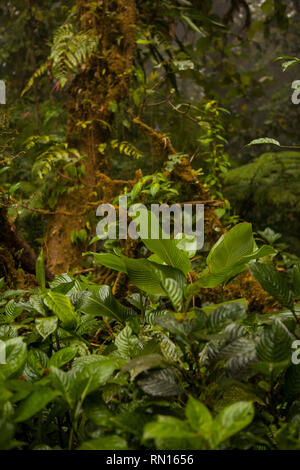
[1,223,300,450]
[1,1,300,452]
[223,151,300,255]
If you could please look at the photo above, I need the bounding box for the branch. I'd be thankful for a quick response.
[131,115,176,155]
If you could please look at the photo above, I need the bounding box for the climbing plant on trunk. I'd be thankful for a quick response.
[44,0,137,275]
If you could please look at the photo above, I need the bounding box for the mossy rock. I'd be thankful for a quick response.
[223,151,300,254]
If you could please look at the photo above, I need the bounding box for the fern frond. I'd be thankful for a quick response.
[51,24,98,88]
[22,23,98,95]
[26,135,84,178]
[21,62,48,97]
[110,139,143,159]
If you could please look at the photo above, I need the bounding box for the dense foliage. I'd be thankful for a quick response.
[0,0,300,451]
[1,223,300,450]
[223,151,300,254]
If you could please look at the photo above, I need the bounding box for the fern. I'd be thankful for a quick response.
[22,24,98,94]
[110,140,143,159]
[26,135,84,178]
[21,62,48,97]
[51,24,98,87]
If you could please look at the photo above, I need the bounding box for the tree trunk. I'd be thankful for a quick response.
[45,0,137,275]
[0,206,37,287]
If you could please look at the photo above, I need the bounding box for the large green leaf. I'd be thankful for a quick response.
[35,249,46,290]
[5,300,23,322]
[49,366,74,408]
[115,324,138,358]
[84,400,112,427]
[256,320,292,363]
[143,416,195,442]
[249,262,294,310]
[207,223,255,271]
[154,314,191,340]
[30,294,48,315]
[0,337,27,379]
[292,263,300,298]
[159,277,183,309]
[35,316,58,340]
[201,327,255,375]
[24,349,49,380]
[123,258,186,297]
[49,346,78,368]
[70,356,119,400]
[193,223,275,288]
[210,401,254,448]
[225,339,257,378]
[79,435,128,450]
[87,251,186,301]
[110,409,150,437]
[43,291,79,329]
[185,397,213,438]
[81,285,135,323]
[49,273,75,294]
[85,252,127,273]
[207,302,247,331]
[142,238,191,275]
[201,298,248,316]
[14,388,60,422]
[69,290,91,310]
[121,354,165,380]
[0,420,15,450]
[284,364,300,400]
[50,356,119,407]
[137,368,181,397]
[130,206,191,274]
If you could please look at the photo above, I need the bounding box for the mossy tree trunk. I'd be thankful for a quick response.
[0,206,37,287]
[45,0,137,275]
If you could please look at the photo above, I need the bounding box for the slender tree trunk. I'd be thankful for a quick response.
[0,206,37,286]
[45,0,137,275]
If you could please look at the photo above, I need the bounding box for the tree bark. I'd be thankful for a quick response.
[0,206,38,286]
[45,0,137,275]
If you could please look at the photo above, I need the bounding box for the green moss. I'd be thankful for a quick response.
[223,151,300,254]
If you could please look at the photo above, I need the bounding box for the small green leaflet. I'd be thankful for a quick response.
[246,138,281,147]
